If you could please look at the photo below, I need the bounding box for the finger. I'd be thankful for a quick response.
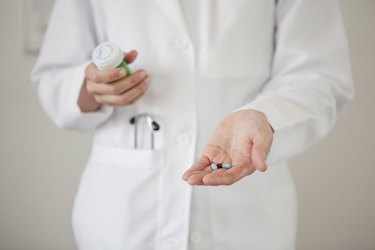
[124,50,138,64]
[128,89,146,104]
[184,169,212,177]
[202,168,238,186]
[203,164,254,186]
[182,156,211,181]
[252,127,273,172]
[85,63,127,83]
[202,169,233,186]
[85,63,101,82]
[187,167,226,185]
[87,70,147,95]
[126,77,150,104]
[128,75,151,104]
[94,76,150,106]
[186,171,210,185]
[184,166,213,184]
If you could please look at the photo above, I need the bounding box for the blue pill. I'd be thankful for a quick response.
[211,163,218,170]
[222,163,232,169]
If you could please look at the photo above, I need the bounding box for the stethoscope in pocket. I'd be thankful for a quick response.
[129,114,160,150]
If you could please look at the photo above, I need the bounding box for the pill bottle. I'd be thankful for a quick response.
[92,41,132,76]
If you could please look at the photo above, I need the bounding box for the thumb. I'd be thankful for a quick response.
[251,128,272,172]
[252,146,267,172]
[124,50,138,64]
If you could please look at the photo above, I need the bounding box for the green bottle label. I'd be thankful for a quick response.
[117,60,133,76]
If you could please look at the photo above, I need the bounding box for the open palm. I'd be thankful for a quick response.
[182,110,273,186]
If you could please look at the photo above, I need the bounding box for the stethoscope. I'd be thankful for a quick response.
[129,114,160,150]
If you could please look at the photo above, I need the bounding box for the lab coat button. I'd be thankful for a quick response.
[175,133,191,146]
[190,231,202,244]
[174,36,189,49]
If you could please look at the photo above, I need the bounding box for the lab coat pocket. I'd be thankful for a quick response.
[72,144,162,249]
[88,143,161,168]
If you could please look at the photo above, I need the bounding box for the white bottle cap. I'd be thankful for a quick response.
[92,41,123,71]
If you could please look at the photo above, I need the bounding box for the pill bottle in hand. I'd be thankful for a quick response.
[92,41,133,75]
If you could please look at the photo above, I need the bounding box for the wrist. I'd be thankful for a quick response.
[77,80,102,112]
[237,109,274,134]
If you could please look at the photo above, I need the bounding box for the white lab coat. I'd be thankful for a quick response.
[32,0,353,249]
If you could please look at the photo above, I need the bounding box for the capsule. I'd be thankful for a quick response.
[210,163,218,170]
[222,163,232,169]
[210,162,232,170]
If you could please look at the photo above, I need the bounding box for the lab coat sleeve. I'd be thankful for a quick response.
[31,0,113,130]
[236,0,354,165]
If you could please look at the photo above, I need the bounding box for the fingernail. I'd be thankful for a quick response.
[140,71,147,79]
[119,69,126,77]
[143,76,150,84]
[187,179,196,185]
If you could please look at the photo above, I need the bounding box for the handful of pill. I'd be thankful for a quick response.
[210,162,232,170]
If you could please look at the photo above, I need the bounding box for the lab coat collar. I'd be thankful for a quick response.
[154,0,190,37]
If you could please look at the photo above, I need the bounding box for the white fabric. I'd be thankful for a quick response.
[180,0,199,49]
[32,0,353,249]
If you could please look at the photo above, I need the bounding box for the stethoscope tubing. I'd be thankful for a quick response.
[129,114,160,150]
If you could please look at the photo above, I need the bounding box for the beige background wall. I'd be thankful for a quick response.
[0,1,374,249]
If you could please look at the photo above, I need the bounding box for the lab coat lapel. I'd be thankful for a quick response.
[154,0,190,36]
